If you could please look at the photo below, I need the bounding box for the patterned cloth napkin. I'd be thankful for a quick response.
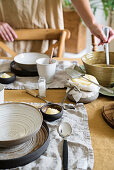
[0,59,77,89]
[13,102,94,170]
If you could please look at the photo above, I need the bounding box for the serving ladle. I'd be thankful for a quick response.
[58,122,72,170]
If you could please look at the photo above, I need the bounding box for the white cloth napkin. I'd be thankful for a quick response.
[0,59,77,89]
[12,102,94,170]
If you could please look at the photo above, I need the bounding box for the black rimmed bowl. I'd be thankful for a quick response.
[40,103,63,122]
[0,72,16,84]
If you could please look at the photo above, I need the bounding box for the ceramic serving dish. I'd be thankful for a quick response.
[81,52,114,87]
[0,122,49,169]
[14,52,49,71]
[0,103,43,147]
[0,72,16,84]
[40,103,63,122]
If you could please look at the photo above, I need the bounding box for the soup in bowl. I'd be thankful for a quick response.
[81,52,114,87]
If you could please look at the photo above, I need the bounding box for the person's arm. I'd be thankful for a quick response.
[71,0,114,44]
[0,22,17,42]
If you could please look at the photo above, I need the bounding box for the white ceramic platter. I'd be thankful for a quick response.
[0,103,43,147]
[14,52,49,71]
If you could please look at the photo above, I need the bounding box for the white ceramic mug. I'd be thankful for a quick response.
[36,58,56,83]
[0,83,4,104]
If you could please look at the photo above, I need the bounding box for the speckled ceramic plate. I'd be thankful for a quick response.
[0,121,49,169]
[0,103,43,147]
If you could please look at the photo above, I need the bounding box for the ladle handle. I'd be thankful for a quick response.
[103,26,109,40]
[63,140,68,170]
[103,27,110,66]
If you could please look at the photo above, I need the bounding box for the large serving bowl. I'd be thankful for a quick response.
[0,103,43,147]
[14,52,49,71]
[81,52,114,87]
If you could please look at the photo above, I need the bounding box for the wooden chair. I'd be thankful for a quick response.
[0,29,70,60]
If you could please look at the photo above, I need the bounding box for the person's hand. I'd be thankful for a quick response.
[89,22,114,45]
[0,22,17,41]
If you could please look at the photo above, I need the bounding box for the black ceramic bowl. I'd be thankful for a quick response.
[40,103,63,122]
[0,72,16,84]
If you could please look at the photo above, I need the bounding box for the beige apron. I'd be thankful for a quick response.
[0,0,64,56]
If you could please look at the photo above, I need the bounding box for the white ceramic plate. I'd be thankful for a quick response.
[0,103,43,147]
[14,52,49,71]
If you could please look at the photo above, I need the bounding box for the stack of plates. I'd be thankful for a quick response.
[0,103,49,169]
[10,53,49,77]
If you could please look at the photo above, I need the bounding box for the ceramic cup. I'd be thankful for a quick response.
[36,58,56,83]
[0,83,4,104]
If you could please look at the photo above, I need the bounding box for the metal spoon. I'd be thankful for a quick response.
[58,122,72,170]
[66,68,114,94]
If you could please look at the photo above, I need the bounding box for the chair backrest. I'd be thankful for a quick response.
[0,29,70,59]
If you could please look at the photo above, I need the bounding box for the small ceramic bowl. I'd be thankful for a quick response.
[0,103,43,147]
[0,72,16,84]
[82,52,114,87]
[40,103,63,122]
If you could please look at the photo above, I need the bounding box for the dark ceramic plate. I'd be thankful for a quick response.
[0,121,49,169]
[0,72,16,84]
[40,103,63,122]
[10,61,38,77]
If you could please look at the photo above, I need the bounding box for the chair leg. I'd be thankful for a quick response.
[57,31,67,58]
[0,41,17,58]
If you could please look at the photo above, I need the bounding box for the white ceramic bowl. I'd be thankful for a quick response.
[14,52,49,71]
[0,103,43,147]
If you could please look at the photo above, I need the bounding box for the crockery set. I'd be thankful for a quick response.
[0,27,114,169]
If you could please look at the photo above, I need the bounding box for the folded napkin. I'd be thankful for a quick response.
[0,59,77,89]
[12,102,94,170]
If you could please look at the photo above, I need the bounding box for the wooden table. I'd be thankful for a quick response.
[2,56,114,170]
[4,89,114,170]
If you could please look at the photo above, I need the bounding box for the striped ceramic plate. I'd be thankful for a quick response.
[0,102,43,147]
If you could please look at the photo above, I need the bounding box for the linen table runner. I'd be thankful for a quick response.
[0,59,77,89]
[6,102,94,170]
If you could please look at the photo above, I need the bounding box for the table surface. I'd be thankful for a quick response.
[2,56,114,170]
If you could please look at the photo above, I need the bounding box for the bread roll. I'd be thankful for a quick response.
[67,90,99,104]
[71,74,100,92]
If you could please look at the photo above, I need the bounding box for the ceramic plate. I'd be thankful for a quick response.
[0,103,43,147]
[0,122,49,169]
[10,61,38,77]
[14,52,49,71]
